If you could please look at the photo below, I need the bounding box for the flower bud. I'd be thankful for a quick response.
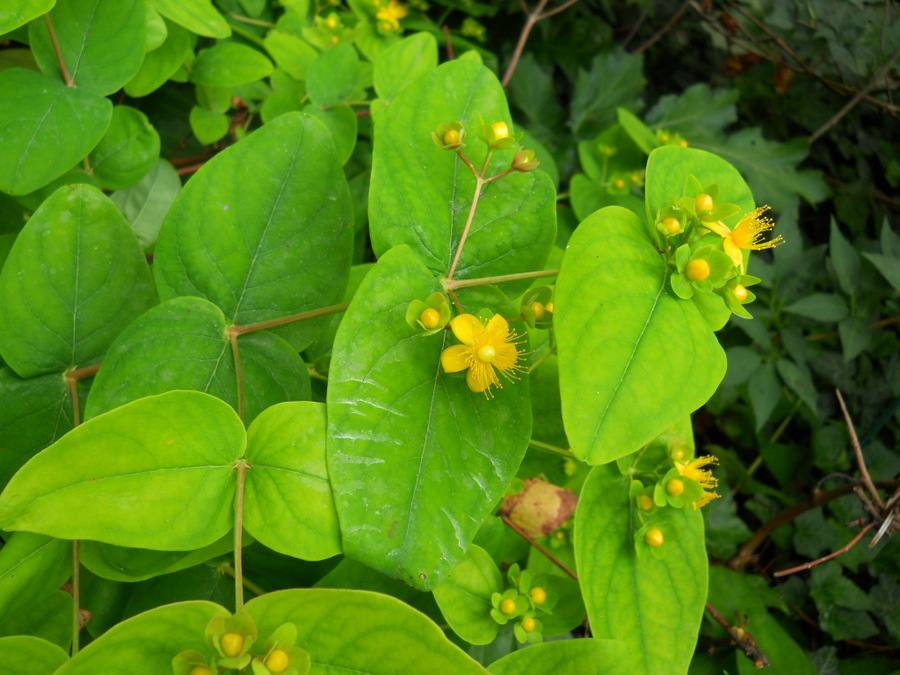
[733,284,748,302]
[685,258,710,282]
[695,193,714,212]
[512,147,540,172]
[431,121,465,150]
[645,528,664,547]
[529,587,547,604]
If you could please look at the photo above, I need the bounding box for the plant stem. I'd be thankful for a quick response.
[446,175,484,281]
[501,0,549,88]
[773,521,875,577]
[527,346,554,374]
[66,377,81,427]
[71,540,80,655]
[231,303,349,335]
[445,269,558,291]
[528,438,571,459]
[228,331,245,423]
[43,14,74,87]
[501,514,578,580]
[234,460,247,612]
[221,562,267,598]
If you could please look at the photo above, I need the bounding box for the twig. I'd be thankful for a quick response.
[230,302,349,335]
[502,0,551,88]
[836,389,883,508]
[773,521,875,577]
[442,24,455,60]
[501,514,578,580]
[806,315,900,342]
[809,47,900,143]
[43,15,73,87]
[228,330,245,423]
[705,602,770,668]
[444,269,558,290]
[622,0,654,48]
[632,0,690,54]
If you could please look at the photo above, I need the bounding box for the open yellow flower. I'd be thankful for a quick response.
[675,455,720,509]
[375,0,409,30]
[704,206,784,269]
[441,313,525,397]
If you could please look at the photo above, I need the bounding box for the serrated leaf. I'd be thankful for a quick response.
[89,105,161,190]
[645,84,738,142]
[0,69,111,195]
[28,0,146,96]
[246,589,487,673]
[575,464,707,675]
[373,31,437,102]
[571,49,645,135]
[190,41,273,87]
[0,391,243,550]
[369,59,556,298]
[327,246,531,590]
[244,401,341,561]
[154,112,353,350]
[149,0,230,38]
[555,206,725,464]
[0,184,156,378]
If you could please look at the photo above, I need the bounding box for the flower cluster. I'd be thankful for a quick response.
[490,564,558,644]
[657,176,783,322]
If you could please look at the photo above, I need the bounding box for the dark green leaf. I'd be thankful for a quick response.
[571,49,645,135]
[863,252,900,292]
[829,219,860,297]
[80,534,234,582]
[124,19,193,97]
[784,293,849,322]
[0,636,68,675]
[89,105,161,190]
[0,533,71,627]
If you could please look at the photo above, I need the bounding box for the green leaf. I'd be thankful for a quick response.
[85,297,310,423]
[783,293,849,322]
[645,145,755,236]
[776,357,819,416]
[124,19,194,98]
[838,317,871,362]
[488,638,630,675]
[369,59,556,297]
[555,207,725,464]
[0,590,71,648]
[307,42,360,107]
[260,69,306,123]
[154,112,353,350]
[433,544,503,645]
[80,533,235,582]
[148,0,230,38]
[246,588,487,673]
[575,464,707,675]
[263,30,318,81]
[617,107,660,154]
[708,567,816,675]
[304,103,357,165]
[645,84,739,143]
[28,0,146,96]
[89,105,161,190]
[0,184,156,378]
[191,41,274,87]
[144,5,167,51]
[110,158,181,250]
[244,401,342,561]
[0,636,68,675]
[0,533,71,627]
[0,68,111,195]
[571,49,645,136]
[55,601,226,674]
[0,368,75,489]
[0,0,56,34]
[863,252,900,292]
[748,361,781,430]
[189,105,229,144]
[829,218,860,298]
[327,246,531,590]
[373,31,437,102]
[0,391,244,550]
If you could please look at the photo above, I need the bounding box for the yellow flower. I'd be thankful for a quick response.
[675,455,720,509]
[440,313,525,397]
[704,206,784,269]
[375,0,409,30]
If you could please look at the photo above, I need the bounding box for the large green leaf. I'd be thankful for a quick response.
[0,590,71,647]
[0,69,111,195]
[246,588,488,674]
[488,639,630,675]
[55,601,225,674]
[0,368,75,489]
[0,1,55,34]
[88,105,161,190]
[307,42,359,107]
[433,544,503,645]
[124,19,193,98]
[555,207,725,464]
[0,636,68,675]
[244,401,342,561]
[369,59,556,298]
[0,391,243,550]
[148,0,229,38]
[327,246,531,590]
[373,31,438,103]
[575,464,707,675]
[0,533,71,627]
[0,184,156,378]
[85,297,310,422]
[154,112,353,350]
[28,0,147,96]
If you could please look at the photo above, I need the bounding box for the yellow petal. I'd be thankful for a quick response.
[466,361,498,393]
[723,238,744,268]
[703,220,731,238]
[441,345,471,373]
[449,314,482,346]
[484,313,510,336]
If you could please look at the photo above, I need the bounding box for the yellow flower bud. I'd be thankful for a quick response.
[522,617,536,632]
[491,121,509,140]
[613,178,625,189]
[638,494,654,511]
[221,633,244,657]
[529,587,547,604]
[695,194,714,212]
[685,258,710,282]
[545,302,554,313]
[190,667,212,675]
[662,218,681,235]
[265,649,290,674]
[420,308,441,330]
[443,129,460,146]
[529,301,545,320]
[500,598,516,614]
[733,284,748,302]
[666,479,685,496]
[645,528,664,547]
